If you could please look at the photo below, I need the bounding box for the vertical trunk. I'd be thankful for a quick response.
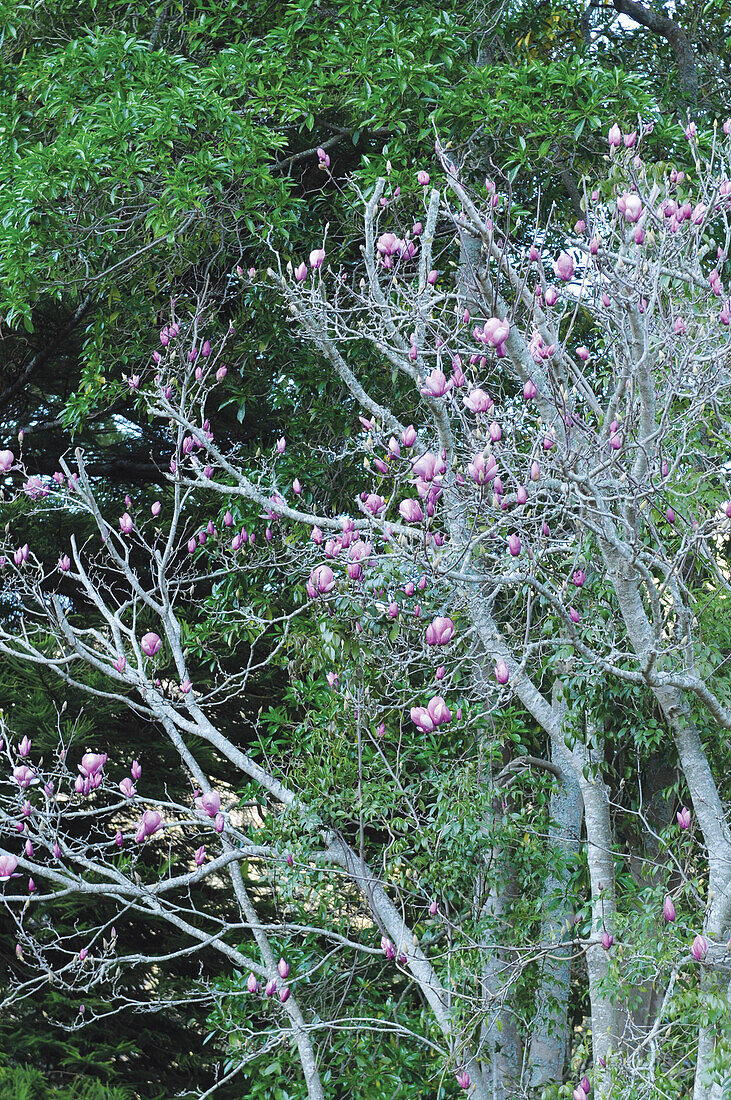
[481,880,522,1098]
[528,736,582,1087]
[580,764,626,1097]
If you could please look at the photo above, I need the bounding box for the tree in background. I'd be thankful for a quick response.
[2,115,731,1098]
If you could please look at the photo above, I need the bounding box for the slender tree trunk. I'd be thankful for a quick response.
[480,879,522,1098]
[528,736,582,1087]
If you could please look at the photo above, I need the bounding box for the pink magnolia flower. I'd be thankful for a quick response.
[294,262,307,282]
[410,695,452,733]
[309,564,336,594]
[18,736,31,757]
[663,896,676,923]
[554,251,574,282]
[24,476,48,500]
[463,387,493,413]
[677,806,691,829]
[601,932,614,950]
[420,369,449,398]
[425,617,455,646]
[691,934,707,961]
[78,753,107,779]
[140,632,162,657]
[246,972,259,993]
[362,493,385,516]
[456,1072,470,1090]
[265,979,277,996]
[411,452,442,481]
[58,555,71,572]
[0,854,19,880]
[194,846,206,866]
[0,449,14,471]
[278,957,290,978]
[13,765,37,789]
[119,778,136,799]
[507,534,521,557]
[309,248,326,269]
[483,317,510,347]
[572,569,586,588]
[195,791,222,818]
[607,123,622,147]
[467,452,498,485]
[622,193,643,222]
[417,170,430,186]
[494,659,510,685]
[399,498,424,523]
[135,810,162,843]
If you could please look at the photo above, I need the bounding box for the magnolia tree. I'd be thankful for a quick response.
[2,118,731,1100]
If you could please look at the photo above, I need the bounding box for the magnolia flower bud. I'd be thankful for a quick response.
[247,972,258,994]
[691,934,707,961]
[663,896,676,923]
[140,632,162,658]
[677,806,691,829]
[554,251,574,282]
[601,932,614,950]
[494,659,510,685]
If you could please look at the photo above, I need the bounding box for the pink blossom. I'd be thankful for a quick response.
[554,252,575,282]
[195,791,222,818]
[119,778,136,798]
[677,806,691,829]
[467,452,498,485]
[456,1072,470,1090]
[310,564,336,594]
[247,972,259,993]
[294,262,307,282]
[0,449,14,472]
[399,498,424,523]
[601,932,614,950]
[278,957,290,978]
[13,765,37,788]
[140,632,162,658]
[622,194,643,222]
[309,248,325,269]
[483,317,510,347]
[507,534,521,557]
[19,736,31,757]
[0,854,19,880]
[691,934,707,961]
[425,617,455,646]
[663,896,676,923]
[194,846,206,866]
[421,369,448,398]
[607,123,622,147]
[494,659,509,685]
[463,388,493,413]
[417,170,430,186]
[135,810,162,843]
[79,753,107,779]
